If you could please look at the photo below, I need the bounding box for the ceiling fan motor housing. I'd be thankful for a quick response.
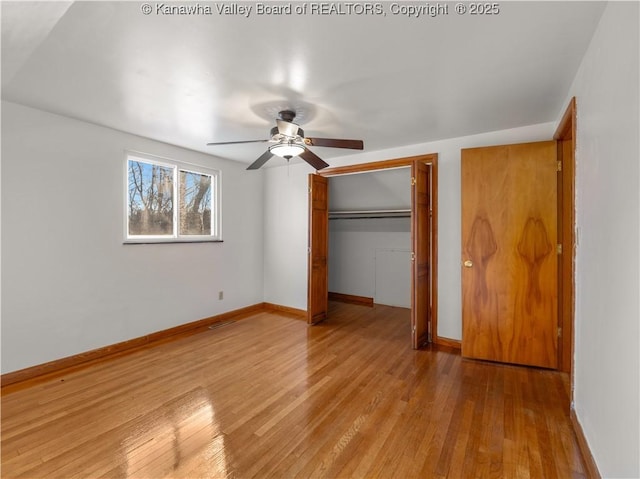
[279,110,297,122]
[270,126,305,139]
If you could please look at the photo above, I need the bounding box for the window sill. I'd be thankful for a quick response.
[123,240,224,245]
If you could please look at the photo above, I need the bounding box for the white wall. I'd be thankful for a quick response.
[263,121,555,339]
[329,217,411,306]
[328,167,411,211]
[564,2,640,477]
[1,101,264,373]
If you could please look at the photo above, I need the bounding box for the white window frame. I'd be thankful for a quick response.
[124,151,222,243]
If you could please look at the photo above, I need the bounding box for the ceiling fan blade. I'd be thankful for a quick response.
[246,150,273,170]
[276,119,299,137]
[299,148,329,170]
[207,139,269,146]
[304,138,364,150]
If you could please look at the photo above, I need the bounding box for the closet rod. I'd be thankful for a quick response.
[329,209,411,219]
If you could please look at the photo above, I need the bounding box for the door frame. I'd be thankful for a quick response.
[554,97,576,377]
[314,154,440,345]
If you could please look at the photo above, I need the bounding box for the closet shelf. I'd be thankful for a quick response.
[328,209,411,220]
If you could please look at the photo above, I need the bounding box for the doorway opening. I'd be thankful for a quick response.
[307,154,439,349]
[328,167,412,310]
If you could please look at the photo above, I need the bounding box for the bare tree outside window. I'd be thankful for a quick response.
[126,156,220,242]
[179,171,212,235]
[128,161,174,235]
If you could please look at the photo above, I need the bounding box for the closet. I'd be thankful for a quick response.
[308,154,437,349]
[328,167,412,308]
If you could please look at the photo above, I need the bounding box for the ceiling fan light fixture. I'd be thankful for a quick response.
[269,141,305,158]
[208,110,361,170]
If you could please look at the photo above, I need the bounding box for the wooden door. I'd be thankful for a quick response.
[411,161,431,349]
[461,141,557,368]
[307,174,329,324]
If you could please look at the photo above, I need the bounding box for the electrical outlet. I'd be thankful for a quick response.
[218,291,224,300]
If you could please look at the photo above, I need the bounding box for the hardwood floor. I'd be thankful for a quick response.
[1,302,587,478]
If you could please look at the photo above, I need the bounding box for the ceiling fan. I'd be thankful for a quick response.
[206,110,364,170]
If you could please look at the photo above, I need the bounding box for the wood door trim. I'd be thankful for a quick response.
[318,154,438,177]
[429,158,441,347]
[315,154,439,344]
[554,97,576,376]
[554,97,576,140]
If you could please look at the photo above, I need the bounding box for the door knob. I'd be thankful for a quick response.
[464,260,473,268]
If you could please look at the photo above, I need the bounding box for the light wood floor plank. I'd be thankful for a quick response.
[2,302,588,478]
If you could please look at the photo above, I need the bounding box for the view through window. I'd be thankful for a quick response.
[126,154,221,242]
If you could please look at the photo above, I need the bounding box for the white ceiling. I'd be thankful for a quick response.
[2,1,605,166]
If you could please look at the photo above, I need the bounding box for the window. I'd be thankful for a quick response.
[125,153,221,242]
